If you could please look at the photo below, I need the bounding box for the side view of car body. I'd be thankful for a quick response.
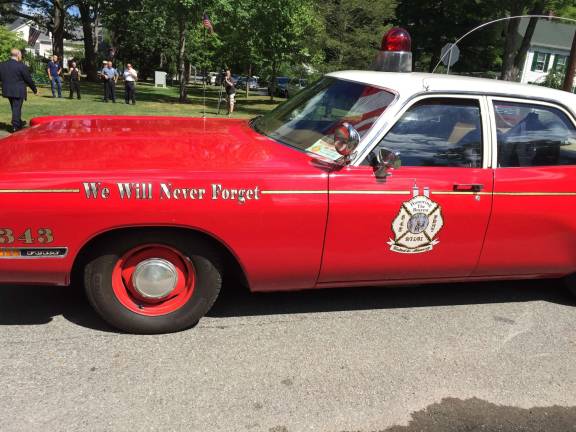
[285,78,308,98]
[1,72,576,334]
[237,76,259,90]
[206,72,218,85]
[268,76,290,97]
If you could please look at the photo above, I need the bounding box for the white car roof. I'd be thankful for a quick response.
[327,71,576,115]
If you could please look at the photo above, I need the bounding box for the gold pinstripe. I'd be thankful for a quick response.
[0,189,80,194]
[0,188,572,197]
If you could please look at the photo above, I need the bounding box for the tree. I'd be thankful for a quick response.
[0,24,26,60]
[102,0,177,79]
[0,1,23,24]
[214,1,259,96]
[252,0,319,100]
[51,0,65,58]
[75,0,100,80]
[397,0,503,73]
[319,0,396,72]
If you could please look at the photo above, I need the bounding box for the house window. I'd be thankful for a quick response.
[531,52,550,72]
[554,55,568,73]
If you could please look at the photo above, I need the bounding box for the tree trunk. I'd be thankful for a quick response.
[513,2,545,80]
[429,51,439,73]
[500,2,523,81]
[52,0,65,59]
[185,60,191,85]
[246,63,251,99]
[270,57,276,102]
[178,16,187,103]
[78,1,98,81]
[563,32,576,92]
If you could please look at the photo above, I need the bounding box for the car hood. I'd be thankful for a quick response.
[0,116,309,173]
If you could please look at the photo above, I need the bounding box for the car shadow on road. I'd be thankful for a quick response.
[380,397,576,432]
[208,278,575,318]
[0,284,117,332]
[0,279,573,332]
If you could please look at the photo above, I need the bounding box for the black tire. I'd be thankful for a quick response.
[84,231,222,334]
[563,274,576,298]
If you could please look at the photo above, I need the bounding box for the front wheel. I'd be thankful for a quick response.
[84,231,222,334]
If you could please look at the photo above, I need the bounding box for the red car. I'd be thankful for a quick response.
[2,71,576,334]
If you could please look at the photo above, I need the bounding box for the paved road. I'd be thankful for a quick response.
[1,279,576,432]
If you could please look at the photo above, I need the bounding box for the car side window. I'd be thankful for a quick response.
[368,98,483,168]
[494,101,576,167]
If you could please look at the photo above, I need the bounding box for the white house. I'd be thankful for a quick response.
[8,17,83,67]
[519,20,575,86]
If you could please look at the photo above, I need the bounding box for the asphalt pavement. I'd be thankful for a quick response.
[1,279,576,432]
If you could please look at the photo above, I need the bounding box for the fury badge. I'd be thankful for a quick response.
[388,186,444,254]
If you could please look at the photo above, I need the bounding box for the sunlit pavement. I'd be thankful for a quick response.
[1,279,576,432]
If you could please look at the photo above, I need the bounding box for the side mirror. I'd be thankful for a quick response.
[374,148,401,181]
[334,122,360,160]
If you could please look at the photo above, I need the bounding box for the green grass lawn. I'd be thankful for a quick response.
[0,81,281,135]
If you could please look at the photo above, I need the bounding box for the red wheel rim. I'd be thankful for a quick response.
[111,244,195,316]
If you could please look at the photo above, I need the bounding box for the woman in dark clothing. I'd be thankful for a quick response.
[69,62,81,100]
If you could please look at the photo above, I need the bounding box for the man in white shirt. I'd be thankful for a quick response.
[123,64,138,105]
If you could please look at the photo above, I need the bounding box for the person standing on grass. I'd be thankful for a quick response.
[0,48,37,133]
[123,64,138,105]
[47,55,62,98]
[101,61,119,103]
[224,69,236,117]
[69,62,81,100]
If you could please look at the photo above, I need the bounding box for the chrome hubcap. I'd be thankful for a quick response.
[132,258,178,299]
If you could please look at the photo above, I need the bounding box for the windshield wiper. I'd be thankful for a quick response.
[249,115,264,134]
[249,115,262,127]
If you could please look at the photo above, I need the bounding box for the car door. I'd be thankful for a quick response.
[475,97,576,277]
[319,95,494,284]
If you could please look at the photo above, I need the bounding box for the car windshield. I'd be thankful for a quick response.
[252,77,395,153]
[277,77,289,85]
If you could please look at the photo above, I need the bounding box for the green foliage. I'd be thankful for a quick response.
[251,0,320,76]
[8,0,574,103]
[0,25,26,61]
[537,68,566,89]
[319,0,396,72]
[397,0,505,73]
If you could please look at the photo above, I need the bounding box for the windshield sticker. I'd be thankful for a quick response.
[388,186,444,254]
[306,137,341,161]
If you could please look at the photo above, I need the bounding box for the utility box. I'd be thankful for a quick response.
[154,71,168,88]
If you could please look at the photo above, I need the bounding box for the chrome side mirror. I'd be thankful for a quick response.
[334,122,360,161]
[374,148,401,181]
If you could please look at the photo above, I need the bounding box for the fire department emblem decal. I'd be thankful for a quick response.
[388,187,444,254]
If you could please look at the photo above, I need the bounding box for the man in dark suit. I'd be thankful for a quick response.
[0,48,38,132]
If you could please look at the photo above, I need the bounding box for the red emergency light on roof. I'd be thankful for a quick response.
[373,27,413,73]
[381,27,412,52]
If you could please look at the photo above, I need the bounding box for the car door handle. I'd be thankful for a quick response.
[453,184,484,192]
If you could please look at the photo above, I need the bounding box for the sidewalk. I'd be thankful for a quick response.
[0,130,9,139]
